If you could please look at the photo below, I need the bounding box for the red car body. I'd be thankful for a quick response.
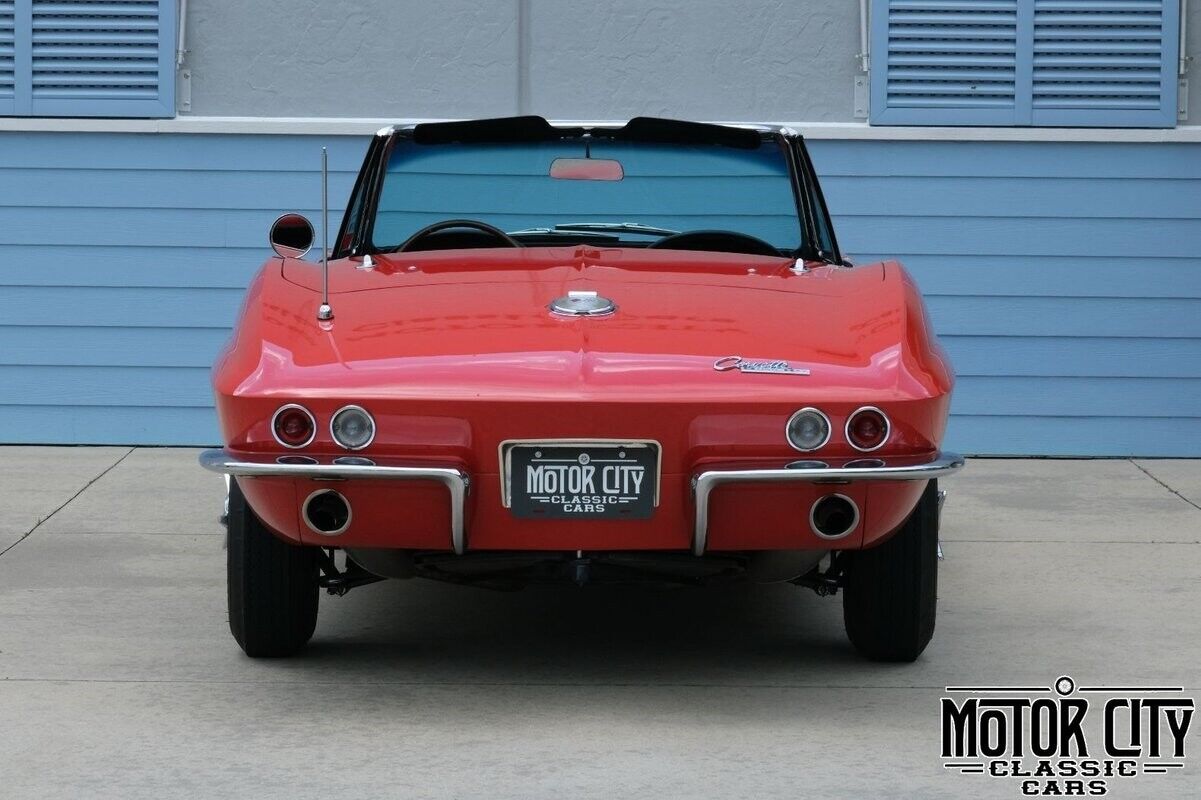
[201,117,962,660]
[213,247,952,554]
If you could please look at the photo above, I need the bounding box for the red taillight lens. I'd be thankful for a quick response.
[272,405,315,448]
[847,408,889,452]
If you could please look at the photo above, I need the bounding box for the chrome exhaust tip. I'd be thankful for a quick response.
[809,494,859,540]
[302,489,351,536]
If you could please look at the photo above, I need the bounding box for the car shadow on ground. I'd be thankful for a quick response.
[291,578,870,684]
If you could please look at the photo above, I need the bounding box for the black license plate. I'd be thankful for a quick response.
[507,442,659,519]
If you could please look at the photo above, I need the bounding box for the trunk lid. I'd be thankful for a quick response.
[278,247,898,400]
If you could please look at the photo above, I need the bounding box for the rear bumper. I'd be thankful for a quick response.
[200,448,962,556]
[691,452,965,555]
[198,449,470,554]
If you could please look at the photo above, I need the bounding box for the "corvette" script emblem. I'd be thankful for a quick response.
[713,356,810,376]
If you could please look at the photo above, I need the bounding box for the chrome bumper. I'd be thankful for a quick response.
[690,452,965,556]
[198,449,471,554]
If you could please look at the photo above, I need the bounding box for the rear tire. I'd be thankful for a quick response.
[842,480,939,662]
[227,478,319,657]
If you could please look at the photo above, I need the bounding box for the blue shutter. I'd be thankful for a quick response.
[871,0,1023,125]
[5,0,176,118]
[1031,0,1179,127]
[0,1,14,114]
[871,0,1179,127]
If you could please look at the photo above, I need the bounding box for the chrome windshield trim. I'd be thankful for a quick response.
[199,449,470,555]
[383,120,785,135]
[690,452,965,557]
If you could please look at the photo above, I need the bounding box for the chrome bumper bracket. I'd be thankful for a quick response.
[198,449,471,555]
[690,452,965,556]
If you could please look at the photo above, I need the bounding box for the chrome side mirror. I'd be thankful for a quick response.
[269,213,315,259]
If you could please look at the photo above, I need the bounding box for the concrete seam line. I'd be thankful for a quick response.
[1130,459,1201,513]
[0,446,137,559]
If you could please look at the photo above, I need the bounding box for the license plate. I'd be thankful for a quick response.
[505,442,659,519]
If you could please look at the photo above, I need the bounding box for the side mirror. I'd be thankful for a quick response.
[269,213,315,259]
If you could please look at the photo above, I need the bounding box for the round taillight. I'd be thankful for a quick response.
[330,405,375,450]
[271,404,316,449]
[846,407,890,452]
[786,407,831,452]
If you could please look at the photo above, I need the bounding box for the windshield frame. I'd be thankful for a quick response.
[334,118,841,264]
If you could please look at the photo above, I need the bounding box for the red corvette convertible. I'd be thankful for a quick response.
[200,117,962,661]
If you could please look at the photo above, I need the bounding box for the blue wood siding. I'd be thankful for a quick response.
[0,132,1198,455]
[813,139,1201,455]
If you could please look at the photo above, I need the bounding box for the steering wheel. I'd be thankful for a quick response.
[390,219,521,253]
[648,230,780,258]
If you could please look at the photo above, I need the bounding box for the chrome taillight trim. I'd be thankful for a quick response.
[785,406,832,452]
[276,455,319,465]
[333,456,376,466]
[270,403,317,449]
[330,404,376,451]
[845,406,891,453]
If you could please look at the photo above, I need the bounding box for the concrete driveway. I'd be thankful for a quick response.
[1,448,1198,799]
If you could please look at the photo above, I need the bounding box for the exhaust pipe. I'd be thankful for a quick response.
[346,548,416,579]
[302,489,351,536]
[745,549,828,583]
[810,494,859,539]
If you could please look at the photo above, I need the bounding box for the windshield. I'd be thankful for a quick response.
[370,138,804,252]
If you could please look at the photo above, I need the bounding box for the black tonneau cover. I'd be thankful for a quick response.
[411,116,763,150]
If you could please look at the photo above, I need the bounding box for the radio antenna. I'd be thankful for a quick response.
[316,146,333,321]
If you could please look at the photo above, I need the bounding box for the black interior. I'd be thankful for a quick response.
[386,218,784,258]
[648,230,780,258]
[391,219,521,253]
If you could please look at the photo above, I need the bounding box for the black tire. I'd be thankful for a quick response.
[842,480,939,662]
[227,478,319,657]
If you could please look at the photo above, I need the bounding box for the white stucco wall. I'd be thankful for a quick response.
[174,0,837,121]
[181,0,1200,122]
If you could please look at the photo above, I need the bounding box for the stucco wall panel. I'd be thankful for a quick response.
[526,1,858,121]
[175,0,1201,124]
[185,0,521,117]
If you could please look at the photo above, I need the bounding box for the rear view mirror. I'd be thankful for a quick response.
[269,213,315,258]
[549,158,624,181]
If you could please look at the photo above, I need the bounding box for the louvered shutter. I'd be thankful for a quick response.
[871,0,1022,125]
[3,0,175,118]
[1031,0,1178,126]
[0,1,14,114]
[870,0,1179,127]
